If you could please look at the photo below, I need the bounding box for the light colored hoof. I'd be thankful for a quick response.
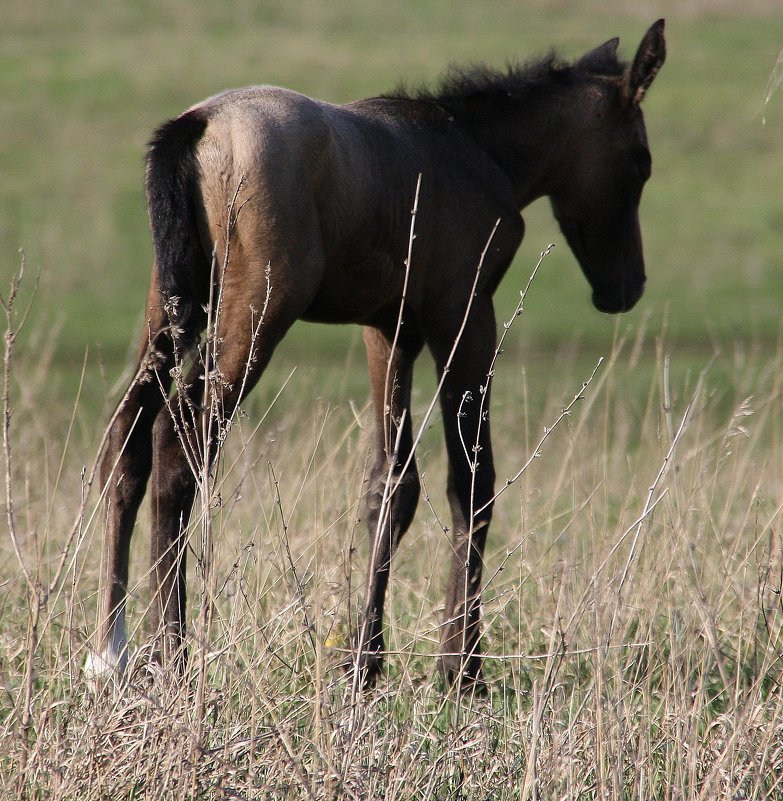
[83,619,129,684]
[83,645,128,681]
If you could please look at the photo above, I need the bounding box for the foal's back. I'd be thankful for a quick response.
[187,85,520,327]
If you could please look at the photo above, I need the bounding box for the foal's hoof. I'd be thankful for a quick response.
[437,653,486,695]
[83,647,128,688]
[149,642,189,677]
[340,648,385,689]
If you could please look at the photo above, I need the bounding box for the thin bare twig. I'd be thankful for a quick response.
[382,172,421,453]
[762,47,783,125]
[2,258,34,592]
[1,258,44,798]
[476,356,604,516]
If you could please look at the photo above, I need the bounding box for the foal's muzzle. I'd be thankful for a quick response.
[592,278,645,314]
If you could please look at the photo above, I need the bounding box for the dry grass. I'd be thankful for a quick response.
[2,254,783,800]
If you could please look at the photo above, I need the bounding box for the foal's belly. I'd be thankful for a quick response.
[301,250,411,325]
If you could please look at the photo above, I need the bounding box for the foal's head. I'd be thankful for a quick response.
[550,20,665,314]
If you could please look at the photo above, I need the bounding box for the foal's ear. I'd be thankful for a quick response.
[578,37,620,73]
[623,19,666,106]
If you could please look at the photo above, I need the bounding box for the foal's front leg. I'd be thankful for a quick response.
[428,298,497,688]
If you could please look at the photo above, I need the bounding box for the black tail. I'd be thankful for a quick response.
[146,109,209,336]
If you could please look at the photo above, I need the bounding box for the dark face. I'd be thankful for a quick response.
[550,108,652,314]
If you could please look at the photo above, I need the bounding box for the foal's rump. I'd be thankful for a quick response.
[194,88,336,321]
[153,87,409,330]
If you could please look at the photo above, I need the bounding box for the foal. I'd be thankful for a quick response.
[87,21,665,687]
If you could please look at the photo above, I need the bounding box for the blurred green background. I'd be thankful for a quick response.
[2,0,782,402]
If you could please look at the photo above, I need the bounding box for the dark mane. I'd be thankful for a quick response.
[387,51,626,103]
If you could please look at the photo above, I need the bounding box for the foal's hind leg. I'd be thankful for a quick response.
[147,275,303,669]
[86,283,174,678]
[354,325,423,685]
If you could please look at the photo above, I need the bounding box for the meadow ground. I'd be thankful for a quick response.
[1,1,783,798]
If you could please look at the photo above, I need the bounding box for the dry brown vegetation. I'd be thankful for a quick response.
[2,250,783,799]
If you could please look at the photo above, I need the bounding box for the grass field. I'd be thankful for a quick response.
[2,1,783,798]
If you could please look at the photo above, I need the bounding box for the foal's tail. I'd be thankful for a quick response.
[145,108,209,337]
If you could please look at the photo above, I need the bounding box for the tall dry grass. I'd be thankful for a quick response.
[2,249,783,799]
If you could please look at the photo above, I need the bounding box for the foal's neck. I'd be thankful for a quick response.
[450,81,607,209]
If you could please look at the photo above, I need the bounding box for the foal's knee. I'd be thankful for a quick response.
[391,468,421,535]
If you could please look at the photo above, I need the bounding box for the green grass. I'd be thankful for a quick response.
[2,0,782,370]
